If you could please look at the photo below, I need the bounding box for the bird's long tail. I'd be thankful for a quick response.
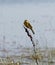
[31,28,35,34]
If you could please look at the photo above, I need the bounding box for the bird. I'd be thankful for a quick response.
[24,20,35,34]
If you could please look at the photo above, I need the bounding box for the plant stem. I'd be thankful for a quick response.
[24,26,38,65]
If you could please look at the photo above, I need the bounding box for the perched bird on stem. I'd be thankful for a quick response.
[24,20,35,34]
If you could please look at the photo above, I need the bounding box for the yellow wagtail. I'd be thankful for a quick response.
[24,20,35,34]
